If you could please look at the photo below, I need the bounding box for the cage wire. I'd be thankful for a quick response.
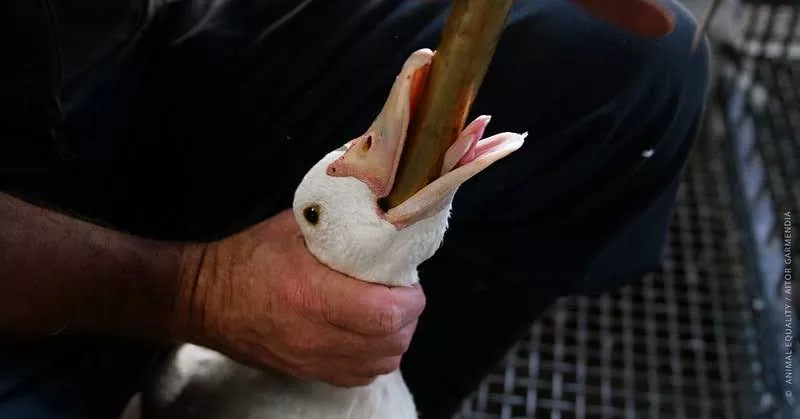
[457,1,800,418]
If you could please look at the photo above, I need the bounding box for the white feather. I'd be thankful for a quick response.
[141,148,458,419]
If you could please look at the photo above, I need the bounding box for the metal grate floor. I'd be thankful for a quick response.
[455,4,799,418]
[717,53,800,418]
[736,3,800,59]
[456,131,762,419]
[746,57,799,235]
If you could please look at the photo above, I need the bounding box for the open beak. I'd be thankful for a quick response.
[327,49,526,229]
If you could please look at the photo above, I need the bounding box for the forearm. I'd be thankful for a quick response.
[0,192,194,342]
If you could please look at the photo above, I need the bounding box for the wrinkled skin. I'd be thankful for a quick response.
[179,210,426,388]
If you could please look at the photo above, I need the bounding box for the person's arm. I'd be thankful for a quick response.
[1,0,424,389]
[0,192,424,387]
[0,192,191,341]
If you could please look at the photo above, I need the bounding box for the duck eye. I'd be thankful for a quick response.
[303,205,320,225]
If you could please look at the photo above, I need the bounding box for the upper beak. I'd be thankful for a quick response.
[326,49,434,199]
[327,49,525,228]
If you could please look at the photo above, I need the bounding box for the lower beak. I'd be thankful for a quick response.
[384,117,526,228]
[327,49,526,228]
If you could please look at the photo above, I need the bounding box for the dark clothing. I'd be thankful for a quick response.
[0,0,710,417]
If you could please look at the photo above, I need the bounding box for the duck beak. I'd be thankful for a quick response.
[327,48,525,228]
[384,117,525,229]
[326,49,434,198]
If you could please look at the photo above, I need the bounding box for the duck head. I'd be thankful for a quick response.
[293,49,526,287]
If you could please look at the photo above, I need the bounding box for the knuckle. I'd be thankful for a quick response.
[376,304,405,334]
[385,356,402,372]
[385,344,404,358]
[357,356,402,378]
[386,333,411,356]
[410,285,427,310]
[373,357,402,375]
[417,292,427,314]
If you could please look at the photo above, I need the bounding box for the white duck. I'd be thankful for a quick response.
[139,49,526,419]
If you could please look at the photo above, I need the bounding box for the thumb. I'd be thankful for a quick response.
[319,272,426,337]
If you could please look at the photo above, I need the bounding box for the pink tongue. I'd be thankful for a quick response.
[456,135,509,167]
[456,138,479,167]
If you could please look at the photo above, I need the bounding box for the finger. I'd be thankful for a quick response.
[310,355,403,387]
[257,349,359,385]
[289,357,389,388]
[284,318,417,361]
[267,345,405,388]
[284,363,374,388]
[352,355,403,378]
[320,279,426,337]
[323,374,376,388]
[337,320,417,358]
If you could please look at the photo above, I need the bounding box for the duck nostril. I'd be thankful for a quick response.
[363,135,373,152]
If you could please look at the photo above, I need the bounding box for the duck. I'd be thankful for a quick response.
[138,48,526,419]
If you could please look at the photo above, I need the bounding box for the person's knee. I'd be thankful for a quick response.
[470,0,710,174]
[477,0,710,136]
[450,0,710,241]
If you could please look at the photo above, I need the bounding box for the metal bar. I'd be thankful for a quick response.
[693,0,726,51]
[383,0,514,209]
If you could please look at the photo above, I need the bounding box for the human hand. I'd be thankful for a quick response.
[174,210,426,388]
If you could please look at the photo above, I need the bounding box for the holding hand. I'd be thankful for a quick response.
[175,210,426,387]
